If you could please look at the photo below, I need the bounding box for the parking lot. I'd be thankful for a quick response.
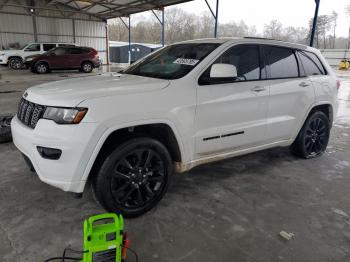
[0,67,349,262]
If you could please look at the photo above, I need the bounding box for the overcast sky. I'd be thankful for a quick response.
[176,0,350,37]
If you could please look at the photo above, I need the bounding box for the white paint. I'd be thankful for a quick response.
[11,38,337,193]
[173,58,199,66]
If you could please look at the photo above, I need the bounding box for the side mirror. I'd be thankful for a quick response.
[210,63,237,78]
[50,52,56,56]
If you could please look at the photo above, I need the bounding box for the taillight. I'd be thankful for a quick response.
[336,80,340,92]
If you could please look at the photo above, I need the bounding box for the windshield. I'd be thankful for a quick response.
[123,43,220,80]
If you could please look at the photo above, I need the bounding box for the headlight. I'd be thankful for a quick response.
[26,57,33,61]
[43,107,88,124]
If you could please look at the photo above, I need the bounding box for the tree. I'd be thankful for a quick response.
[308,15,331,48]
[319,15,331,48]
[107,7,344,47]
[331,11,338,48]
[108,19,129,42]
[263,20,283,40]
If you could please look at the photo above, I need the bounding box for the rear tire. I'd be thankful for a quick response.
[92,137,173,218]
[81,61,93,73]
[8,57,23,70]
[290,111,330,159]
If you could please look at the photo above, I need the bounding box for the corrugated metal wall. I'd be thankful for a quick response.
[0,1,108,63]
[0,13,34,48]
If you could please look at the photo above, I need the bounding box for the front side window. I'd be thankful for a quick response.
[298,51,326,76]
[123,43,220,80]
[199,44,261,85]
[43,44,56,51]
[24,44,40,51]
[265,46,299,79]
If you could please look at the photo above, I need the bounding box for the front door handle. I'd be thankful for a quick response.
[299,82,310,87]
[251,86,266,92]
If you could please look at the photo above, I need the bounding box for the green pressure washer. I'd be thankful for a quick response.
[45,213,135,262]
[83,213,125,262]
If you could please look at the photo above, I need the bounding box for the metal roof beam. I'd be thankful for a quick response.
[310,0,320,47]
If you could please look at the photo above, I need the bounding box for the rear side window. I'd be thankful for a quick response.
[298,51,326,76]
[265,46,299,79]
[81,48,92,54]
[68,48,84,54]
[199,44,260,85]
[43,44,56,51]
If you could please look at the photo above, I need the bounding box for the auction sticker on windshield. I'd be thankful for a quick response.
[173,58,199,66]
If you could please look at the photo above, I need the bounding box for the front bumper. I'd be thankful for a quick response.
[11,116,102,193]
[24,60,34,68]
[0,58,7,64]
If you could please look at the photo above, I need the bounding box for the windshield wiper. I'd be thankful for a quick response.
[126,71,167,79]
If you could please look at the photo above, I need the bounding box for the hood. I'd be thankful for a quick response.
[25,73,170,107]
[25,54,42,59]
[0,49,20,55]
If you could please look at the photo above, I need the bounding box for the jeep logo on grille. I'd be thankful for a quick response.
[23,92,28,98]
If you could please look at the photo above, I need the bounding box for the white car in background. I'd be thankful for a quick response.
[0,42,76,69]
[11,38,339,217]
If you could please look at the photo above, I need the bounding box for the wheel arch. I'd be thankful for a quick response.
[82,121,184,189]
[293,102,334,141]
[8,55,23,61]
[308,103,333,127]
[34,60,50,69]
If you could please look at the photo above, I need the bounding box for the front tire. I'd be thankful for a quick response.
[34,62,49,74]
[92,137,173,218]
[290,111,330,159]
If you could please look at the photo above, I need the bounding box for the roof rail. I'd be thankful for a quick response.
[243,36,282,42]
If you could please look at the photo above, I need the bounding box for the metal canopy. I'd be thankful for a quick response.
[50,0,193,20]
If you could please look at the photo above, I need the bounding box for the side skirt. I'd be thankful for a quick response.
[174,139,293,173]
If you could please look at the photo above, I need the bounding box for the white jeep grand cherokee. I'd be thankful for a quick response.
[11,38,339,217]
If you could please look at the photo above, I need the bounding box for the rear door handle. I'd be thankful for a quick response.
[299,82,310,87]
[251,86,266,92]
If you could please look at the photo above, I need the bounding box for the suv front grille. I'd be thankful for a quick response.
[17,98,46,129]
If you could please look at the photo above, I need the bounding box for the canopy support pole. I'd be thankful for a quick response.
[204,0,219,38]
[120,16,131,63]
[151,8,165,46]
[310,0,320,47]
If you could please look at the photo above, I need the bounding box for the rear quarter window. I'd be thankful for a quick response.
[298,51,326,76]
[81,48,92,54]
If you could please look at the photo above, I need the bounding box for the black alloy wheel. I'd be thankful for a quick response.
[291,111,330,158]
[92,137,173,217]
[303,116,328,156]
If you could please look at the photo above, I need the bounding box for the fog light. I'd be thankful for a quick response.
[37,146,62,160]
